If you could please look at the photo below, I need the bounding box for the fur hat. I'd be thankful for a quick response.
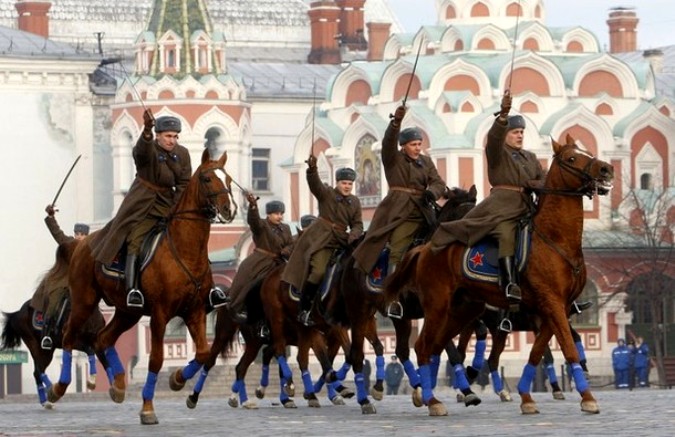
[155,116,182,133]
[335,167,356,181]
[73,223,90,235]
[399,127,423,145]
[300,214,317,229]
[265,200,285,215]
[507,115,526,131]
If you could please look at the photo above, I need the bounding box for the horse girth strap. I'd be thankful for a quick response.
[531,224,582,275]
[165,226,210,293]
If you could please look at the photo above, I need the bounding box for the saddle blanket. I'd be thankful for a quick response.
[461,226,531,284]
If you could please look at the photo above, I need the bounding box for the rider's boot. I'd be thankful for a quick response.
[209,286,229,309]
[125,254,144,308]
[384,264,403,318]
[297,282,319,327]
[40,316,54,350]
[499,256,521,310]
[226,290,248,324]
[569,300,592,316]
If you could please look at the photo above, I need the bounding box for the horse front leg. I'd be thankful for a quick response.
[365,318,385,401]
[486,328,511,401]
[349,316,377,414]
[138,316,167,425]
[297,331,322,408]
[170,308,209,391]
[517,323,552,414]
[392,317,422,406]
[229,332,263,410]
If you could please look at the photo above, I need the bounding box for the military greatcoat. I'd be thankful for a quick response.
[281,166,363,291]
[430,117,545,252]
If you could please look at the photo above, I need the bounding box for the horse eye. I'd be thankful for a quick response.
[568,156,576,163]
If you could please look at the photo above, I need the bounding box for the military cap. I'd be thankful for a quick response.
[74,223,90,235]
[300,214,317,229]
[335,167,357,182]
[265,200,285,215]
[155,116,182,133]
[399,127,423,145]
[507,115,526,131]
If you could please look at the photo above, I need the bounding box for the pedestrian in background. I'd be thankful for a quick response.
[612,338,631,389]
[385,355,404,395]
[634,336,650,387]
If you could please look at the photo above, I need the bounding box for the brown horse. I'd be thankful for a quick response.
[386,136,613,416]
[47,150,235,425]
[1,298,106,407]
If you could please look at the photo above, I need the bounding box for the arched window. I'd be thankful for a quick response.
[595,103,613,115]
[566,40,584,53]
[640,173,654,190]
[476,38,495,50]
[446,6,456,19]
[167,49,176,68]
[506,2,523,16]
[470,2,489,17]
[523,38,539,51]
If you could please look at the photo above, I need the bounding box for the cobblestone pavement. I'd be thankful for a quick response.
[1,387,673,436]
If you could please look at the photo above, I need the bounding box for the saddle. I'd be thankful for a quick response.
[100,226,165,279]
[288,248,346,302]
[461,224,531,284]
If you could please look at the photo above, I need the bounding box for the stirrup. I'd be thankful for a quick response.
[297,310,315,327]
[259,324,270,339]
[505,283,522,301]
[40,336,53,350]
[386,301,403,319]
[570,300,592,315]
[498,317,512,333]
[209,287,229,308]
[126,289,144,308]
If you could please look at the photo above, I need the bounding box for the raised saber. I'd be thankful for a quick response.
[402,41,424,106]
[51,154,82,206]
[310,77,317,159]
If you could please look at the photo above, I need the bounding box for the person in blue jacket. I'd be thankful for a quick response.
[634,336,650,387]
[612,338,631,389]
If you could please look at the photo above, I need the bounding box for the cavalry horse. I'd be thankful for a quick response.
[386,135,613,416]
[323,186,479,414]
[1,298,106,408]
[47,150,235,425]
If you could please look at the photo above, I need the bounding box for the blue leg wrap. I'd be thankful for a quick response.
[231,378,242,393]
[327,380,338,400]
[354,372,367,403]
[453,364,470,391]
[193,368,209,394]
[419,364,434,404]
[60,350,72,384]
[106,367,114,385]
[260,364,270,387]
[375,355,385,381]
[181,359,202,381]
[104,347,124,376]
[301,370,314,396]
[429,355,440,389]
[335,361,351,381]
[491,370,503,393]
[403,359,420,388]
[313,375,325,393]
[88,355,97,375]
[575,341,587,362]
[517,363,537,394]
[472,339,487,370]
[40,373,52,388]
[277,355,292,381]
[546,363,558,384]
[142,371,158,401]
[37,384,47,404]
[237,379,249,404]
[571,363,589,393]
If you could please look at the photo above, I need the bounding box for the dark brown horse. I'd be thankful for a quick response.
[1,298,106,407]
[47,150,235,425]
[386,136,613,415]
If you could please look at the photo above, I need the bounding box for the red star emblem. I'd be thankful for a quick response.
[469,251,484,267]
[372,267,383,281]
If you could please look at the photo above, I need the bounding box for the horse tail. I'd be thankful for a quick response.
[383,245,423,303]
[212,310,240,359]
[1,310,23,350]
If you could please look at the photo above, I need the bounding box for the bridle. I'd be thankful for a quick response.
[534,146,609,199]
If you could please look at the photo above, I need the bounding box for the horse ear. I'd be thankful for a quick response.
[217,151,228,168]
[469,184,477,198]
[565,133,575,146]
[201,148,211,164]
[551,136,561,155]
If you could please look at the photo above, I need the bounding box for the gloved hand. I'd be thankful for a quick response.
[423,189,436,204]
[143,108,155,132]
[45,204,56,216]
[246,192,258,205]
[499,90,512,120]
[280,247,292,260]
[390,105,406,125]
[306,154,317,169]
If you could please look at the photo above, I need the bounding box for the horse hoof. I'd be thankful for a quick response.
[86,375,96,391]
[520,402,539,414]
[255,387,266,399]
[228,394,239,408]
[581,399,600,414]
[307,398,321,408]
[361,401,377,415]
[370,387,383,401]
[464,393,482,407]
[42,401,54,410]
[338,387,355,399]
[552,390,566,401]
[282,399,297,409]
[428,402,448,417]
[47,384,64,403]
[498,390,513,402]
[412,387,423,407]
[108,386,125,404]
[139,410,159,425]
[283,382,295,397]
[456,393,465,403]
[186,395,198,409]
[169,370,186,392]
[330,395,345,406]
[242,400,258,410]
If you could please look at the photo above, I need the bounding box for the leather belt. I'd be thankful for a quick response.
[255,248,277,257]
[491,185,524,193]
[390,186,423,195]
[138,176,172,193]
[319,216,347,232]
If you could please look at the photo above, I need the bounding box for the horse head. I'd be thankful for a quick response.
[549,135,614,198]
[195,149,237,223]
[437,185,477,222]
